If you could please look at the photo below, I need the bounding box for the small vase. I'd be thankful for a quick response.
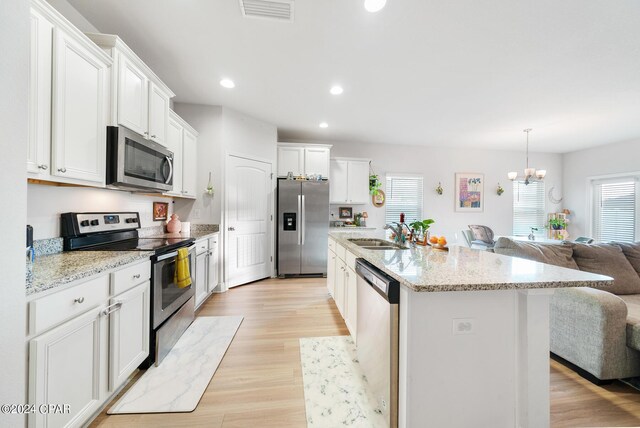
[166,214,182,233]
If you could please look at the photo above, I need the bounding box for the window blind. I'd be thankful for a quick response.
[512,181,545,236]
[385,175,423,224]
[593,179,637,243]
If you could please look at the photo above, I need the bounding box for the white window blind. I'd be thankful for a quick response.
[512,181,545,236]
[385,175,423,224]
[592,178,638,243]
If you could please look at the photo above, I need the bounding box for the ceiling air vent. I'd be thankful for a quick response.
[239,0,294,22]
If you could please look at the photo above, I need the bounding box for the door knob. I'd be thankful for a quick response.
[228,226,235,231]
[38,164,48,170]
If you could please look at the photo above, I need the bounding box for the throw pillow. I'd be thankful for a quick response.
[493,237,578,270]
[571,243,640,295]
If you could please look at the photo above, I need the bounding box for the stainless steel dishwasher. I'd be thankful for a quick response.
[355,258,400,428]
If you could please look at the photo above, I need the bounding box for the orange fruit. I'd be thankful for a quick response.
[429,235,438,244]
[438,236,447,246]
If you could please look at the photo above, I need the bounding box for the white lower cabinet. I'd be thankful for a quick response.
[108,282,150,391]
[327,249,336,296]
[29,306,106,428]
[327,240,357,340]
[207,236,219,293]
[28,260,151,428]
[194,235,219,308]
[345,267,357,341]
[195,251,208,308]
[335,259,346,317]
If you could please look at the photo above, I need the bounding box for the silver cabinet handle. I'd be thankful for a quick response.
[58,167,66,173]
[101,301,123,316]
[132,274,141,279]
[301,194,306,245]
[74,297,85,304]
[228,226,235,231]
[297,194,302,245]
[38,164,48,170]
[144,131,149,135]
[152,135,157,138]
[164,156,173,184]
[208,251,213,256]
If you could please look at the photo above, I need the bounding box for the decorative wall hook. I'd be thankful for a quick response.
[435,182,443,195]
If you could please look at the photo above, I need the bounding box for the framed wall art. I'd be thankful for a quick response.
[455,173,484,212]
[153,201,169,221]
[339,207,353,219]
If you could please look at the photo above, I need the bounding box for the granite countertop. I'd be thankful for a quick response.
[329,231,613,293]
[27,250,154,298]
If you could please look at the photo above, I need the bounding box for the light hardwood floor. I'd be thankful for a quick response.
[91,278,640,427]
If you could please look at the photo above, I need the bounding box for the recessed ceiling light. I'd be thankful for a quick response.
[319,122,329,128]
[330,85,344,95]
[220,78,235,89]
[364,0,386,13]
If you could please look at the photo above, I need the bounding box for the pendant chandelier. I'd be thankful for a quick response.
[508,128,546,185]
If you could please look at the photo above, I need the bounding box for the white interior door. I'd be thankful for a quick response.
[225,155,272,288]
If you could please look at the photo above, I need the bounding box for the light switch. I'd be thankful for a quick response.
[453,318,476,335]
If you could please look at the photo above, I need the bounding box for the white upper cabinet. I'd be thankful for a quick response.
[182,129,198,198]
[277,143,331,178]
[278,146,304,177]
[51,28,109,184]
[330,159,370,204]
[117,55,148,136]
[86,33,175,146]
[304,147,330,178]
[29,0,112,186]
[28,7,53,176]
[148,82,169,146]
[164,114,183,197]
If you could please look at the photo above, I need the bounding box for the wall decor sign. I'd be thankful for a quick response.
[339,207,353,219]
[153,201,169,221]
[455,173,484,212]
[372,189,386,207]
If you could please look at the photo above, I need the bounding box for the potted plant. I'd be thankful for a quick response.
[549,218,566,230]
[409,219,435,245]
[369,174,382,196]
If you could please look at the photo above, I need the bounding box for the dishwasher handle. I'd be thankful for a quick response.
[356,258,400,304]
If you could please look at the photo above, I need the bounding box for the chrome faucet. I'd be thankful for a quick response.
[384,222,411,244]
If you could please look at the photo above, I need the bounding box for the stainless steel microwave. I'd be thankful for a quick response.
[106,126,174,192]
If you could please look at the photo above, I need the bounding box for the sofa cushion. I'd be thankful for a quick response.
[494,237,579,270]
[617,294,640,351]
[572,243,640,295]
[615,242,640,277]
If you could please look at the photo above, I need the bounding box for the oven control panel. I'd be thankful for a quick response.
[61,212,141,236]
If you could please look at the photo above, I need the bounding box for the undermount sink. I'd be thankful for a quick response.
[348,239,409,250]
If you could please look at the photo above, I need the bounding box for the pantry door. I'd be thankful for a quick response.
[225,154,273,287]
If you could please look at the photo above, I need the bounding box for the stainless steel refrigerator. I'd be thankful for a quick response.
[277,179,330,276]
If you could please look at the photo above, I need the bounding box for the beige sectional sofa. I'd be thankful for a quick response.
[494,238,640,382]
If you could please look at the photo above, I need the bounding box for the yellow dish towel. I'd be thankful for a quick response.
[173,247,192,288]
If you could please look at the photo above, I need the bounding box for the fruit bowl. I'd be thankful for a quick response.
[428,242,449,251]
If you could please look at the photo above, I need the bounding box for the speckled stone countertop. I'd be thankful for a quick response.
[27,251,153,298]
[329,231,613,293]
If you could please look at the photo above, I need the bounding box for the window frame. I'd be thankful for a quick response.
[384,173,424,225]
[512,180,546,236]
[588,172,640,243]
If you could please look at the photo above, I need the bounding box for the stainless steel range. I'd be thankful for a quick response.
[61,211,196,366]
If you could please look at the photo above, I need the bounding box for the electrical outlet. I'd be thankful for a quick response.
[453,318,476,335]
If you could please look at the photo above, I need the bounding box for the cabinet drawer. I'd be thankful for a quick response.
[336,243,347,261]
[111,260,151,296]
[346,250,358,271]
[208,234,219,249]
[328,237,336,253]
[195,239,209,255]
[29,275,109,336]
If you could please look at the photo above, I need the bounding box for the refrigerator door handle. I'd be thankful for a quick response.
[297,194,302,245]
[301,195,306,245]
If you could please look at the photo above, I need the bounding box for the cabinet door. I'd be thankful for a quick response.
[164,116,183,196]
[28,9,53,175]
[207,237,219,293]
[182,130,197,198]
[148,82,169,146]
[329,160,349,203]
[195,252,208,308]
[117,55,148,136]
[304,148,330,178]
[278,146,304,177]
[346,267,358,341]
[51,28,109,184]
[29,306,106,428]
[327,249,336,296]
[347,160,370,204]
[334,259,346,317]
[109,282,150,391]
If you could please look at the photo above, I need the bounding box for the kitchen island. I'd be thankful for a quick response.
[328,231,611,428]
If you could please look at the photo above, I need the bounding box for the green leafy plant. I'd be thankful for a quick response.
[369,174,382,195]
[549,218,566,230]
[409,219,435,236]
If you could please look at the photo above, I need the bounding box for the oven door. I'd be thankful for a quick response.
[107,126,174,192]
[152,244,196,329]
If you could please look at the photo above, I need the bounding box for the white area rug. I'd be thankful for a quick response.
[299,336,387,428]
[108,316,243,414]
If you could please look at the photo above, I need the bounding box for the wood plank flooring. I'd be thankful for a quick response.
[91,277,640,427]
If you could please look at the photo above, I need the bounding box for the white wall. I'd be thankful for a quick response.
[325,140,563,243]
[0,0,28,425]
[27,184,174,239]
[562,138,640,238]
[45,0,98,32]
